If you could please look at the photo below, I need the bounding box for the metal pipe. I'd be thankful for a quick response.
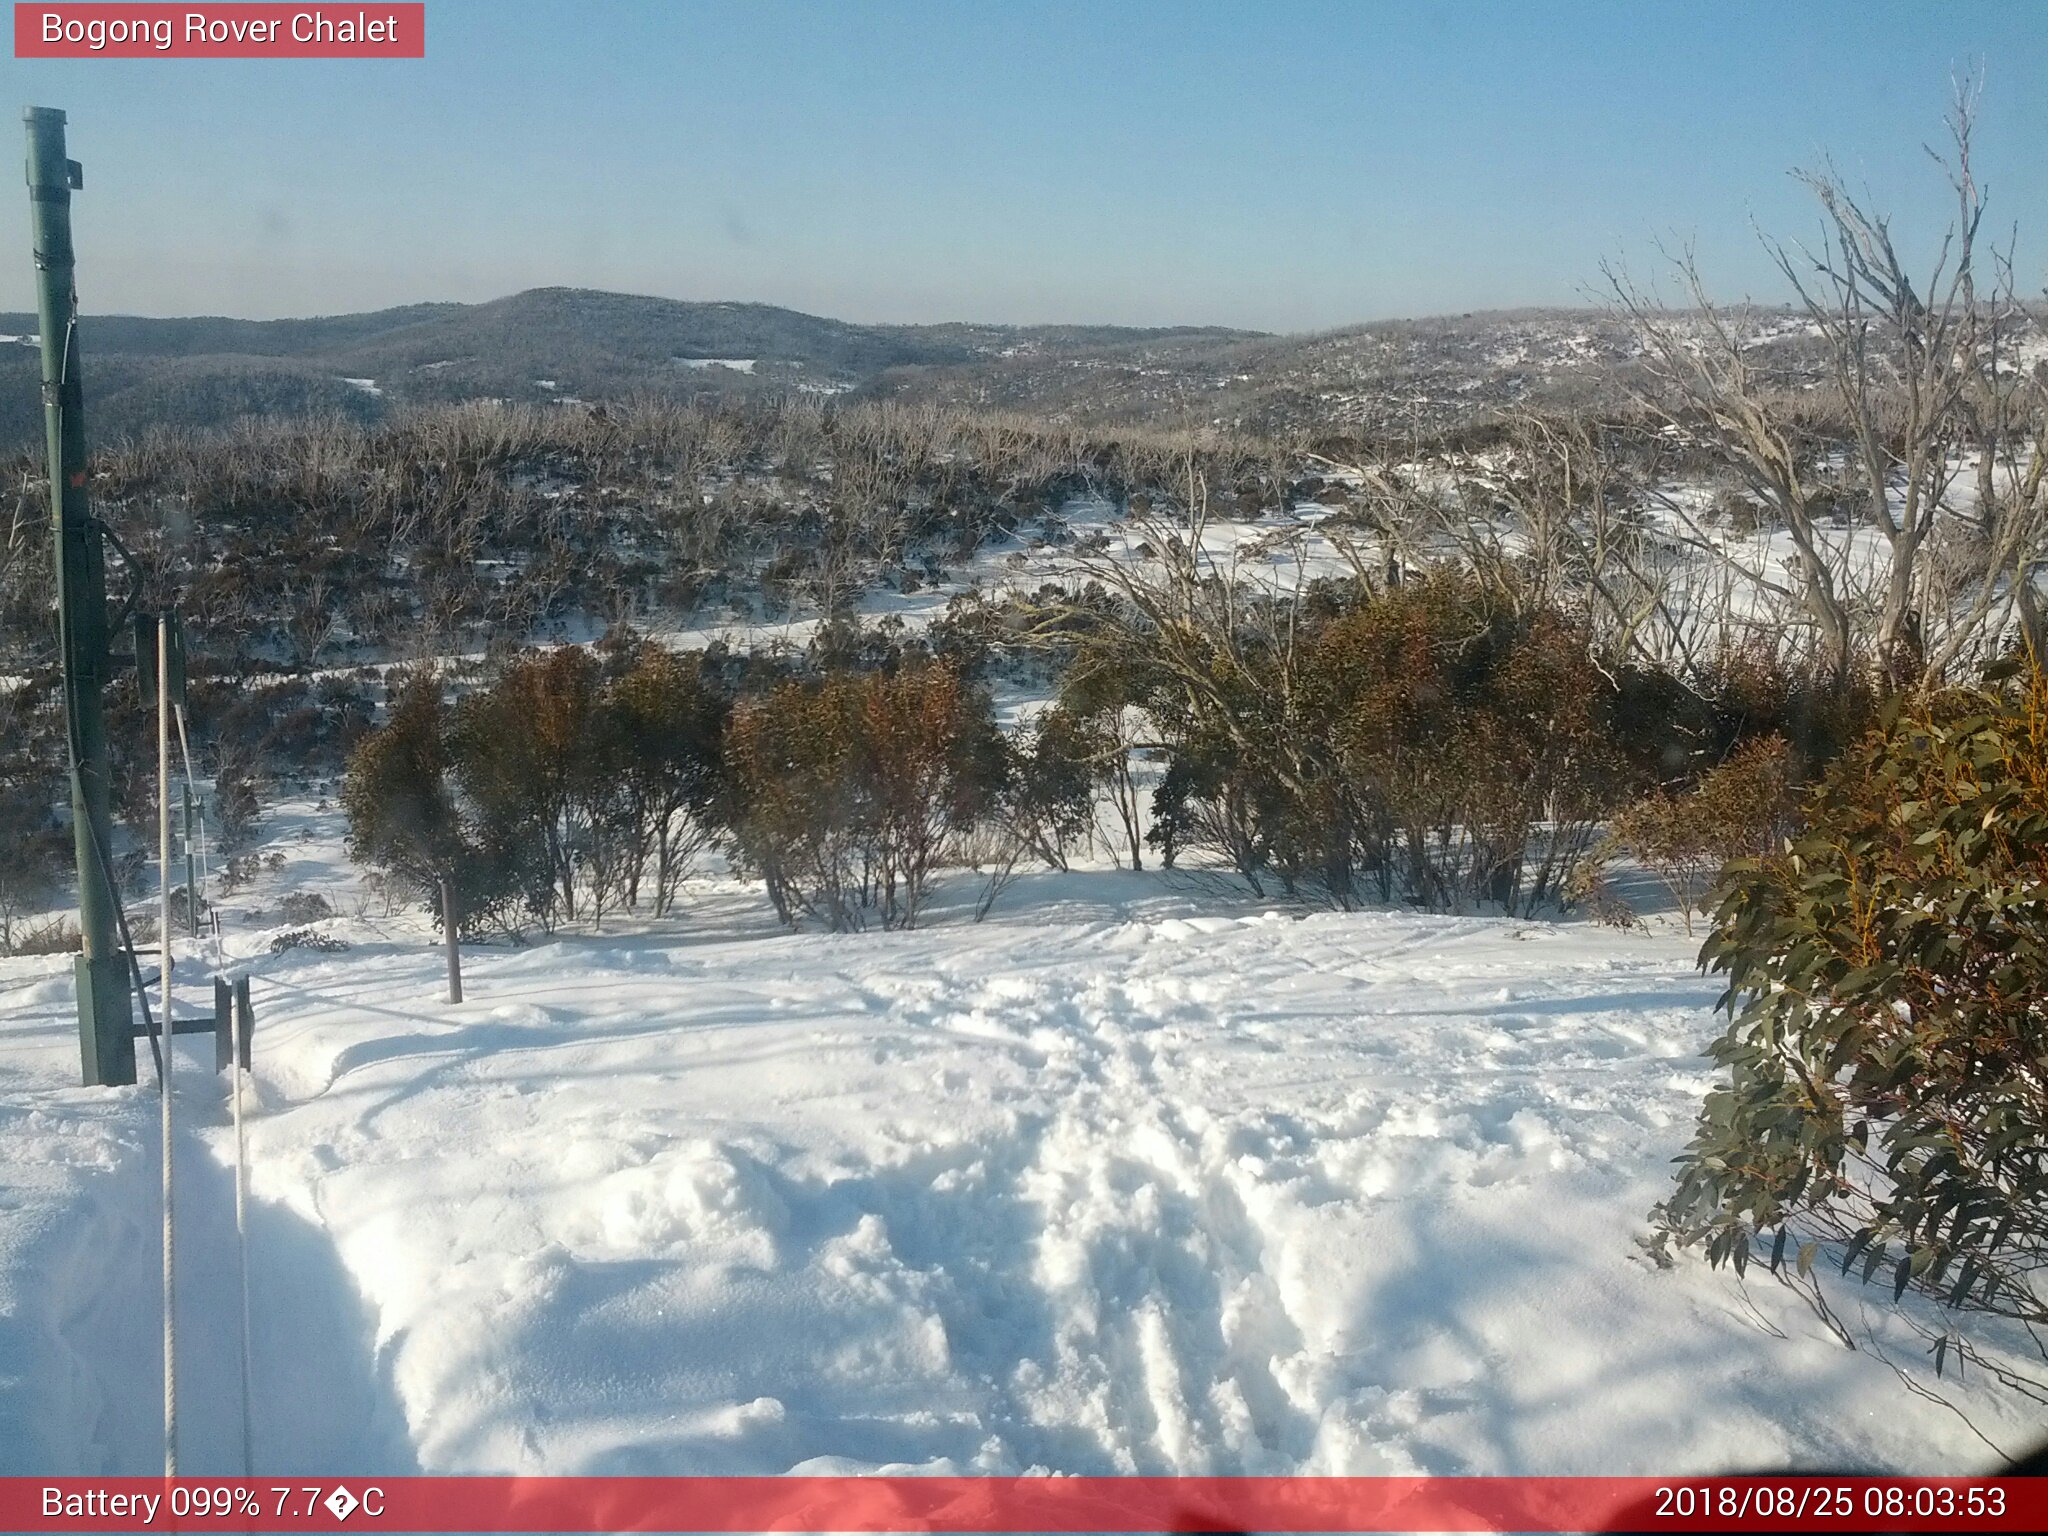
[157,609,177,1476]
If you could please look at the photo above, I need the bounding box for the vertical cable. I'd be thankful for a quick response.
[157,614,176,1477]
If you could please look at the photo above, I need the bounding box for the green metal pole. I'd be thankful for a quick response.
[25,106,133,1087]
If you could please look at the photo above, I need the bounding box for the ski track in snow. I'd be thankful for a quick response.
[3,870,2040,1477]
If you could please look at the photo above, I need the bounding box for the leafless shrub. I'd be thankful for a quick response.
[269,927,350,955]
[0,914,79,956]
[1603,82,2047,688]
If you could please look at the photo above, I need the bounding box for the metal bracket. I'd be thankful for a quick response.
[100,520,147,640]
[217,976,253,1073]
[132,976,251,1075]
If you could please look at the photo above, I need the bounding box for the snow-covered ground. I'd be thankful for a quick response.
[3,803,2041,1479]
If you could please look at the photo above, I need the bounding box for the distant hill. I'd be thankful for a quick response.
[1,302,467,359]
[5,286,1953,451]
[0,288,1260,449]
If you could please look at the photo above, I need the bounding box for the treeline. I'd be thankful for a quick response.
[0,347,386,461]
[1042,557,1863,918]
[343,632,1099,936]
[0,395,1299,676]
[0,658,371,942]
[337,562,1867,937]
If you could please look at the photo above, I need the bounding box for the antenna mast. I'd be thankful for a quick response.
[24,106,134,1086]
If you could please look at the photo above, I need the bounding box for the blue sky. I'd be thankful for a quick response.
[3,0,2044,331]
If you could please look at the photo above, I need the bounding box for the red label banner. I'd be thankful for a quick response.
[14,4,424,57]
[2,1476,2041,1533]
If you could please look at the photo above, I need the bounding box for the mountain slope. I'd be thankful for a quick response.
[0,287,1261,448]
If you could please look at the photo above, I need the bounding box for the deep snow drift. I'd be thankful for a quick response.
[3,820,2040,1479]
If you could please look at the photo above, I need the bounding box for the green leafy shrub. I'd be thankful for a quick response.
[1608,645,1878,789]
[449,647,612,927]
[1657,662,2048,1387]
[1006,707,1103,872]
[269,927,350,955]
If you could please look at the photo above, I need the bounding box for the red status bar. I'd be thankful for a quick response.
[5,1475,2040,1533]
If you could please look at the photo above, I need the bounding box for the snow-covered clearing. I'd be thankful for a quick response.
[3,819,2040,1478]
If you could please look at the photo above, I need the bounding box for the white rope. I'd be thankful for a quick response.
[156,619,177,1477]
[232,988,252,1475]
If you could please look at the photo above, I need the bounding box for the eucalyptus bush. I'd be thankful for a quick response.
[720,663,1006,930]
[1657,660,2048,1392]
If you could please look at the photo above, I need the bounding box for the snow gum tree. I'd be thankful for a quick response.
[342,673,466,898]
[1607,87,2048,689]
[449,647,608,926]
[346,646,734,942]
[721,664,1005,930]
[602,644,728,916]
[1046,509,1631,915]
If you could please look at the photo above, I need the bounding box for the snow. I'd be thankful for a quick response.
[340,378,382,397]
[680,358,758,374]
[6,459,2044,1478]
[4,807,2041,1478]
